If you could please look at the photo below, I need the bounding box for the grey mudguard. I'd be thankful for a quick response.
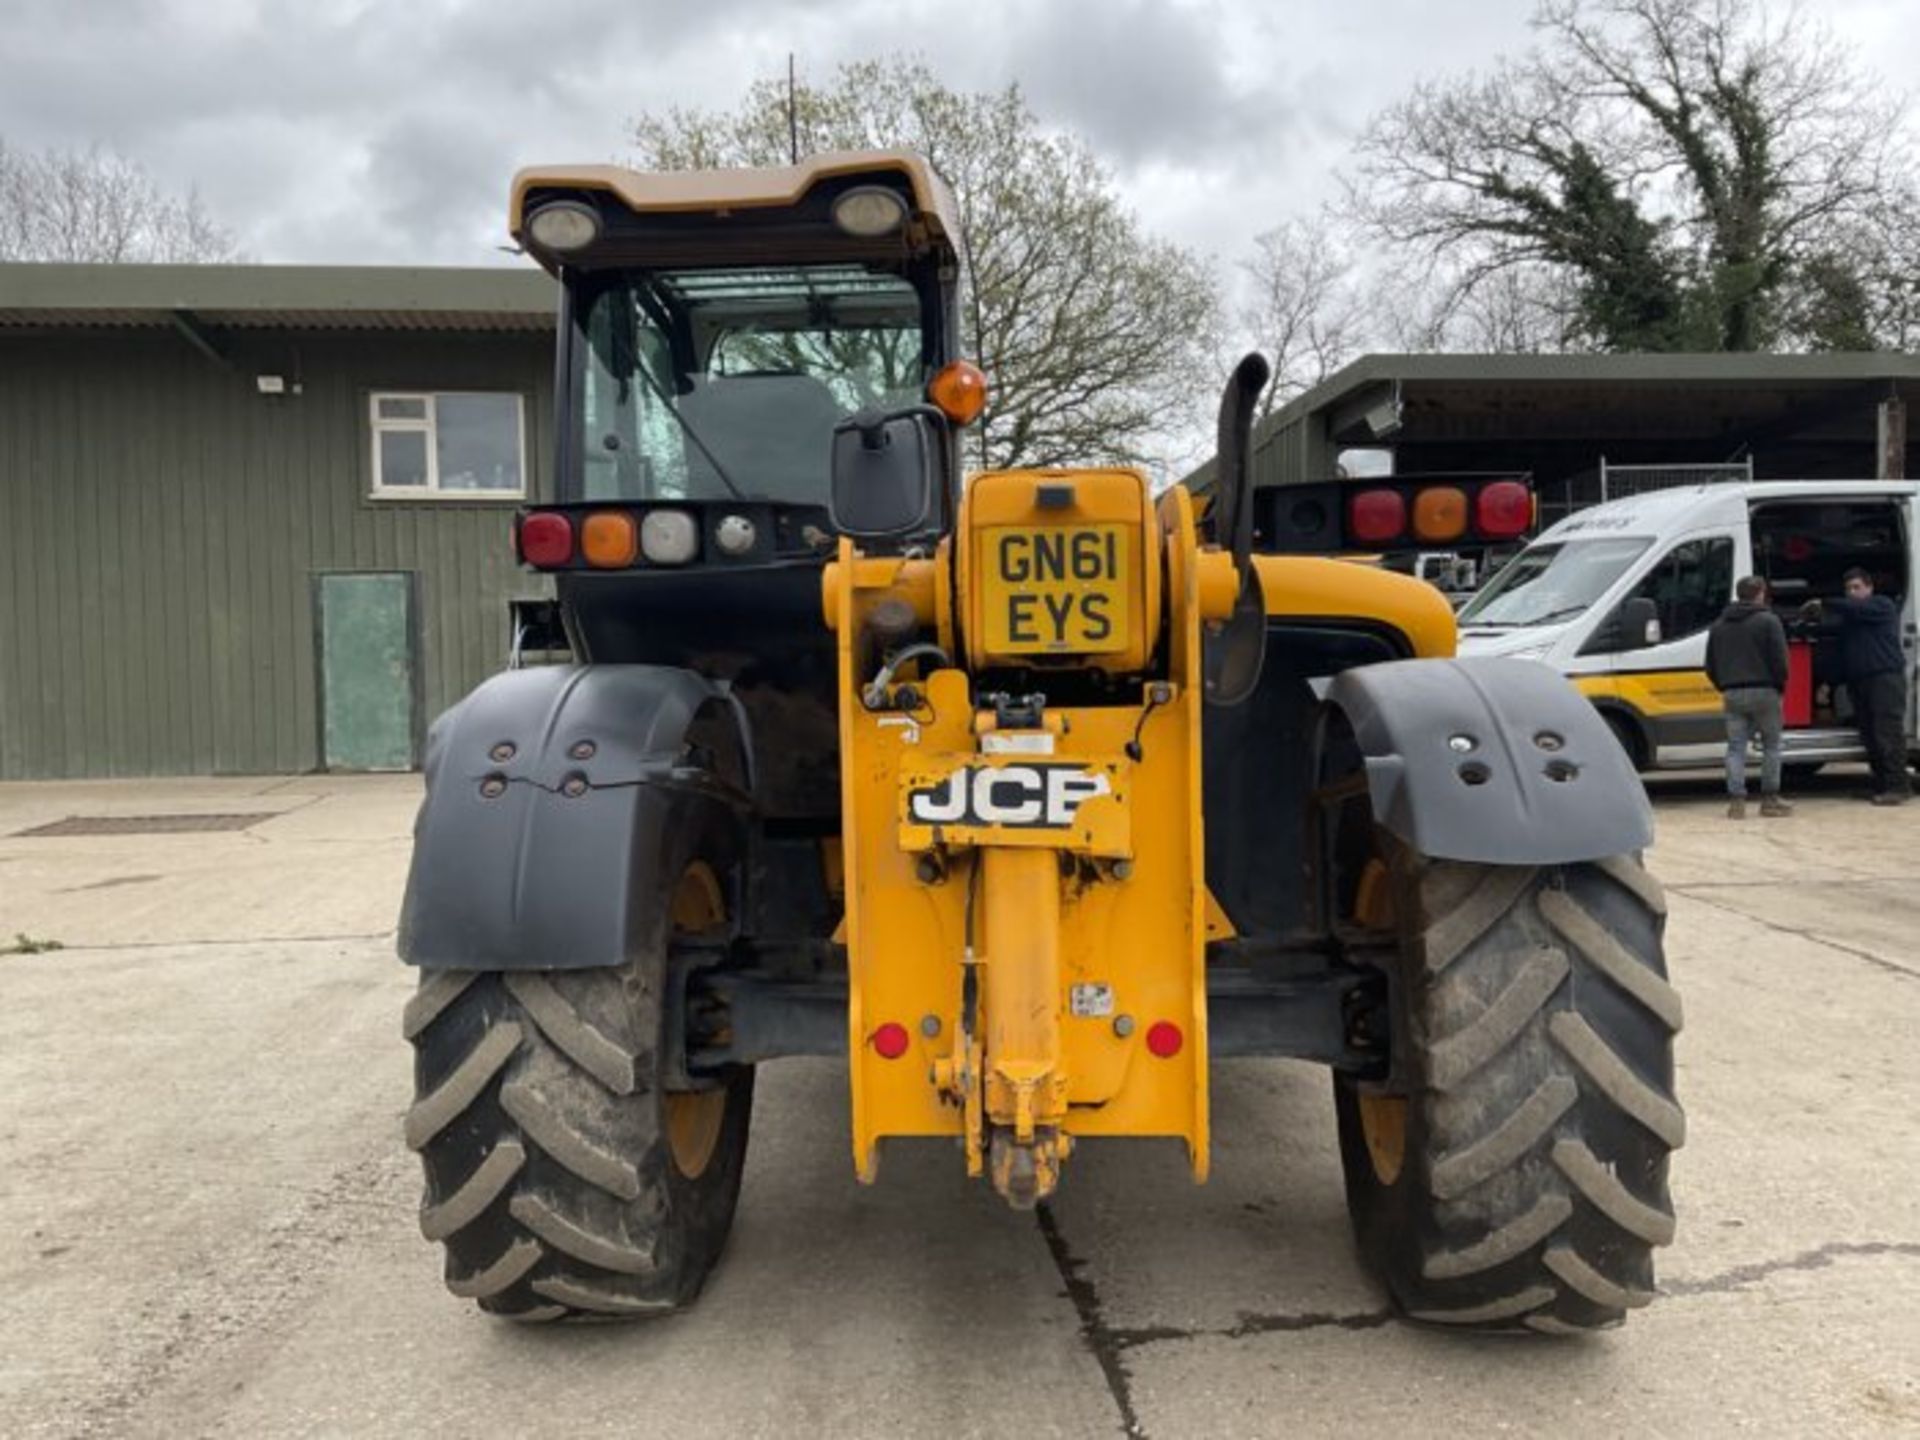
[1322,656,1653,865]
[398,665,749,970]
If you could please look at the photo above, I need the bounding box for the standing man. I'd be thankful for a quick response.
[1707,576,1792,819]
[1806,568,1912,806]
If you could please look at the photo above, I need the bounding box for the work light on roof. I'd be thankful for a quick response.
[831,185,908,238]
[526,201,601,252]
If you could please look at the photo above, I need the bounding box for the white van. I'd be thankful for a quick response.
[1456,481,1919,770]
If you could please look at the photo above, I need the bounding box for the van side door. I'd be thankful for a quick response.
[1587,532,1740,762]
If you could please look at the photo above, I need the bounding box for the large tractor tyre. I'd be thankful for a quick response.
[1334,846,1682,1333]
[402,823,753,1321]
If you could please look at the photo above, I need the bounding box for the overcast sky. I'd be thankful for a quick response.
[2,0,1914,281]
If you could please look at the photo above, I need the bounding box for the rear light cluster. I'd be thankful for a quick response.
[515,507,723,570]
[518,512,576,567]
[1347,480,1533,547]
[866,1018,1184,1060]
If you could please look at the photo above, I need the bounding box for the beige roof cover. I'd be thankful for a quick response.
[509,150,961,255]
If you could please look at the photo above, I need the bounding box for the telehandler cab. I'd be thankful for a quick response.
[399,151,1682,1332]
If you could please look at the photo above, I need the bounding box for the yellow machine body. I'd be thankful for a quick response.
[826,473,1234,1200]
[823,474,1455,1205]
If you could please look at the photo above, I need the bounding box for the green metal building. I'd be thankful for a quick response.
[0,263,558,780]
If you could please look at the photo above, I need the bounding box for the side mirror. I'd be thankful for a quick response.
[1621,596,1662,648]
[829,405,947,539]
[1581,596,1662,656]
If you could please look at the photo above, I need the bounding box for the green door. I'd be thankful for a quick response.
[317,572,418,771]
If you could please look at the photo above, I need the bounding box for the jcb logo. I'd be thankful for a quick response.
[906,764,1111,830]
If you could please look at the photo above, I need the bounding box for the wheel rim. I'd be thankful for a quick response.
[1357,1092,1407,1186]
[665,861,728,1181]
[1354,857,1408,1186]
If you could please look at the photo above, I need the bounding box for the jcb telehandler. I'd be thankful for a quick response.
[399,151,1682,1332]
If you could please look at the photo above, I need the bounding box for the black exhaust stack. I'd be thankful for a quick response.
[1203,353,1271,707]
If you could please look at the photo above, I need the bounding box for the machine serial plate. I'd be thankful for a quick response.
[1070,983,1115,1018]
[980,524,1130,655]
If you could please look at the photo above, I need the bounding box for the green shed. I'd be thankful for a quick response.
[0,263,559,779]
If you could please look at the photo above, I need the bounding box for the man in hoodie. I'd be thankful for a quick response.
[1706,575,1791,819]
[1805,568,1912,805]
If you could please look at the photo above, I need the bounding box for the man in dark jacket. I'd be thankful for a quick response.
[1805,568,1912,805]
[1707,576,1792,818]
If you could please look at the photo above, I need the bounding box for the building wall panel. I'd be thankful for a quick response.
[0,325,554,778]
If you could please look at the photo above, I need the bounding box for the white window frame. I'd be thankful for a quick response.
[369,390,527,500]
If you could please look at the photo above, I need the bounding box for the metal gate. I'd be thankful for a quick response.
[1598,456,1753,502]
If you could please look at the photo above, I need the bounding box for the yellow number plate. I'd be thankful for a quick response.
[980,524,1130,654]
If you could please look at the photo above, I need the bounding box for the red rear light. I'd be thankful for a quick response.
[872,1022,910,1060]
[1145,1021,1184,1058]
[1348,488,1406,546]
[519,512,574,568]
[1475,481,1533,540]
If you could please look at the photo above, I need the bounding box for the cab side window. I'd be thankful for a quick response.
[1622,536,1734,648]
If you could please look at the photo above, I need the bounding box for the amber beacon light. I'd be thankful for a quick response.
[928,360,988,426]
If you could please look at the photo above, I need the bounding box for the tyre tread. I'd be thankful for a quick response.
[1538,887,1683,1030]
[501,1076,644,1200]
[1426,947,1568,1091]
[402,969,480,1040]
[1422,865,1537,972]
[1407,1284,1556,1325]
[504,973,640,1095]
[1337,849,1681,1335]
[532,1275,678,1315]
[1548,1011,1686,1147]
[1544,1242,1655,1310]
[446,1237,543,1299]
[404,1022,521,1151]
[420,1139,526,1241]
[1429,1076,1577,1200]
[1422,1193,1572,1279]
[1551,1137,1676,1246]
[508,1191,659,1276]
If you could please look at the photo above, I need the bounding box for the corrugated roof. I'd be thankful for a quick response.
[1184,350,1920,494]
[0,263,556,331]
[1258,351,1920,441]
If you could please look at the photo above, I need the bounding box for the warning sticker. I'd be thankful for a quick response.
[1070,982,1115,1018]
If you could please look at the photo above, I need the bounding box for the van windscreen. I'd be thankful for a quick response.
[1460,538,1651,628]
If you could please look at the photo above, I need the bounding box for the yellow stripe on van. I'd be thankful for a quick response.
[1573,670,1721,720]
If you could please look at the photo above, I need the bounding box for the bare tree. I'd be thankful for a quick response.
[0,138,243,263]
[1346,0,1908,351]
[1241,216,1375,419]
[631,58,1219,473]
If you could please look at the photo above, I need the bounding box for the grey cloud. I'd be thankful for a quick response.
[0,0,1904,274]
[1001,0,1287,168]
[364,107,519,258]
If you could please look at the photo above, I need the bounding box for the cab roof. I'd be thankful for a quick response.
[509,150,962,273]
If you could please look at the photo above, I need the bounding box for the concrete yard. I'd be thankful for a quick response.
[1,771,1916,1439]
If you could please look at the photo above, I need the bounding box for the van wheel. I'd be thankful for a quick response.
[1335,843,1682,1333]
[1602,711,1647,770]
